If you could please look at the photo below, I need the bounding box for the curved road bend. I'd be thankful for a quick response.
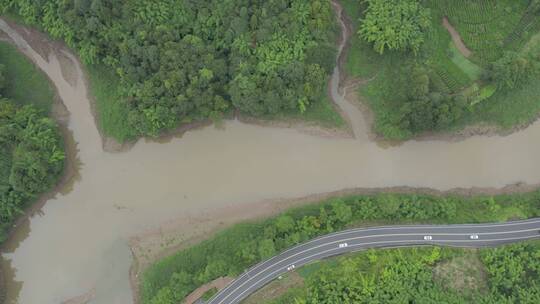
[208,218,540,304]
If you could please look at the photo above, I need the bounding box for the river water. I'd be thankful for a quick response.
[1,5,540,304]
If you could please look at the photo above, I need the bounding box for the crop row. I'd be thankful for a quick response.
[442,0,500,25]
[504,13,540,50]
[433,63,469,93]
[428,71,451,95]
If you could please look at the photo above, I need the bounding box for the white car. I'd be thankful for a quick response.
[423,235,433,241]
[338,242,348,248]
[286,265,296,271]
[470,234,479,240]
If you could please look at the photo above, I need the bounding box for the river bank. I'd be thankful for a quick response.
[140,186,540,304]
[337,0,540,144]
[0,20,80,304]
[3,2,540,304]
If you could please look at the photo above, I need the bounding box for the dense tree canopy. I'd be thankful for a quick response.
[0,0,337,138]
[489,47,540,90]
[347,0,540,140]
[282,242,540,304]
[142,187,540,304]
[0,64,64,242]
[0,101,64,241]
[389,63,468,134]
[359,0,431,54]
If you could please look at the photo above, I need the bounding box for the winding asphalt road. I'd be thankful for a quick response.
[208,218,540,304]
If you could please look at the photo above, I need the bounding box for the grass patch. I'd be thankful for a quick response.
[297,258,339,279]
[254,287,307,304]
[261,94,346,129]
[358,53,416,139]
[523,32,540,53]
[242,272,304,304]
[472,76,540,128]
[448,42,483,80]
[433,250,489,297]
[85,64,136,142]
[341,0,381,79]
[441,0,530,65]
[264,241,540,303]
[423,5,474,92]
[342,0,540,139]
[0,41,55,113]
[261,247,462,303]
[0,37,64,301]
[201,287,218,301]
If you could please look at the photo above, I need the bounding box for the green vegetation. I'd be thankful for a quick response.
[448,43,482,80]
[359,0,431,54]
[442,0,531,65]
[488,48,540,91]
[257,95,346,130]
[0,42,64,242]
[341,0,380,79]
[258,287,307,304]
[261,241,540,303]
[244,273,305,304]
[201,287,218,301]
[0,42,55,112]
[86,64,134,142]
[1,0,342,140]
[344,0,540,140]
[141,190,540,304]
[472,76,540,128]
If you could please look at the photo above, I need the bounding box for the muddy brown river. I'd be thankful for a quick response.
[1,5,540,303]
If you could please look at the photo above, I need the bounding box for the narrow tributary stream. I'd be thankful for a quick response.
[1,5,540,304]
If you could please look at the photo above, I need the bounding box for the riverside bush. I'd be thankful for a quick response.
[141,191,540,303]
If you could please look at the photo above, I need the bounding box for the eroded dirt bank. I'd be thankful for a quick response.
[2,5,540,304]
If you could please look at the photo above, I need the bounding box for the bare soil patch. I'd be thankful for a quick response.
[443,17,472,58]
[338,8,540,144]
[0,22,80,253]
[237,113,352,139]
[0,18,81,304]
[128,180,539,303]
[128,194,322,304]
[356,93,540,144]
[183,277,233,304]
[57,51,78,87]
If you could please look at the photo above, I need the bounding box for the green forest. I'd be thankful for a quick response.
[141,190,540,304]
[0,42,64,242]
[344,0,540,139]
[263,241,540,303]
[1,1,539,303]
[3,0,538,141]
[0,0,339,140]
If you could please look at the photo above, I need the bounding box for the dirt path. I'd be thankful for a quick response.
[5,3,540,304]
[337,5,540,143]
[443,17,472,57]
[183,277,233,304]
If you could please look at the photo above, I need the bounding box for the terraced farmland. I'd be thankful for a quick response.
[439,0,530,65]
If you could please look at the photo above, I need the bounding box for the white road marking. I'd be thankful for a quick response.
[212,223,540,303]
[226,234,539,304]
[216,219,540,296]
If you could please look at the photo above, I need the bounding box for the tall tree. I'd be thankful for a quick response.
[359,0,431,54]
